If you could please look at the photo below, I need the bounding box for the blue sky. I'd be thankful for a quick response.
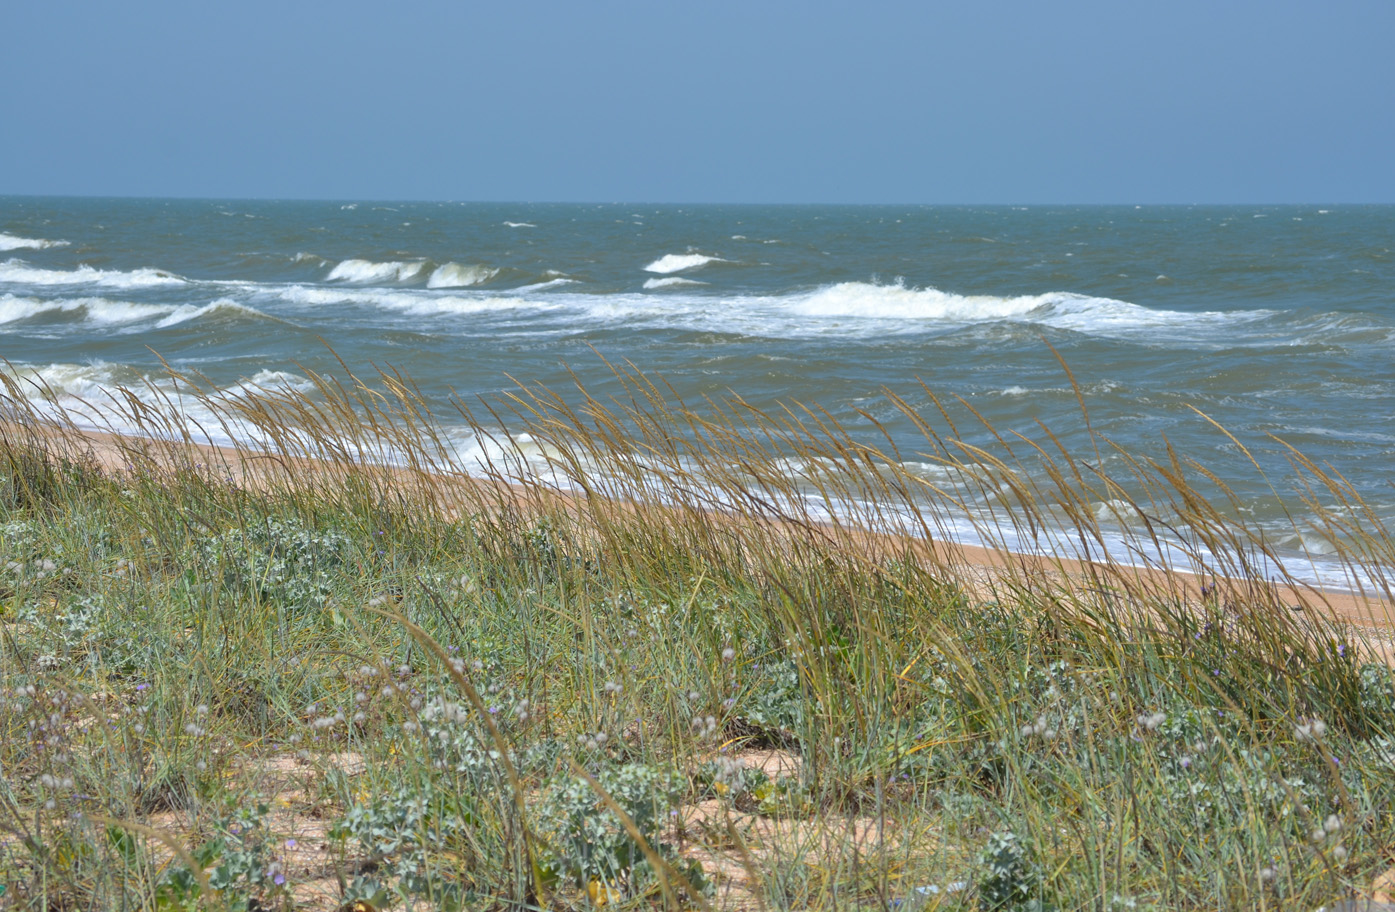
[4,1,1391,203]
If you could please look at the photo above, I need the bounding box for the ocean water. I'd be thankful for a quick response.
[2,197,1392,585]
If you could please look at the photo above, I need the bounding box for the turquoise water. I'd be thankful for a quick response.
[2,198,1392,583]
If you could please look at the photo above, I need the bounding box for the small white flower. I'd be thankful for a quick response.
[1332,845,1348,862]
[721,647,736,662]
[1324,814,1342,834]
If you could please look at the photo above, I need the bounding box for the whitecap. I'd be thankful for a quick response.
[643,277,707,290]
[0,294,176,327]
[643,253,727,274]
[240,369,315,395]
[512,277,576,293]
[0,258,184,289]
[326,258,427,283]
[0,233,70,251]
[503,221,536,228]
[280,285,549,317]
[426,263,499,288]
[155,299,267,328]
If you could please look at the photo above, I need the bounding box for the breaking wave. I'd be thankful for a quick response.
[0,294,169,326]
[643,277,707,290]
[426,263,499,288]
[0,233,70,251]
[644,253,728,274]
[0,259,185,289]
[154,299,271,328]
[326,259,428,283]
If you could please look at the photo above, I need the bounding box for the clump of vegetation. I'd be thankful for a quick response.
[0,359,1390,910]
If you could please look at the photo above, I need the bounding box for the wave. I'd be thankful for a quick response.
[326,258,428,283]
[784,281,1264,336]
[426,262,499,288]
[0,258,185,289]
[0,233,70,252]
[512,277,576,293]
[643,277,707,290]
[280,285,549,317]
[0,294,171,327]
[643,253,727,274]
[0,362,321,456]
[503,221,536,228]
[155,298,271,329]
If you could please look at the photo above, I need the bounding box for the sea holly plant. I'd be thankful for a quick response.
[536,762,708,900]
[196,516,350,608]
[155,804,291,911]
[329,781,475,908]
[976,830,1047,911]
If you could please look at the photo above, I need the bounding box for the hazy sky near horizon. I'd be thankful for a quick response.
[4,1,1392,204]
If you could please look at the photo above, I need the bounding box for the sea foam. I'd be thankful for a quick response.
[326,259,427,283]
[426,263,499,288]
[155,299,268,329]
[0,233,70,252]
[0,294,173,327]
[281,285,548,317]
[643,277,707,290]
[0,259,184,289]
[643,253,727,274]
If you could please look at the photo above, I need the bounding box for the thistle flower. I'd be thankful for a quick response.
[1295,718,1328,741]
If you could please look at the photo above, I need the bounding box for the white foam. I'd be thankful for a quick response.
[0,294,177,327]
[293,251,326,265]
[0,258,184,289]
[503,221,536,228]
[426,263,499,288]
[643,253,727,274]
[326,259,427,283]
[512,277,575,293]
[777,281,1265,339]
[155,299,266,328]
[0,233,70,251]
[643,277,707,290]
[240,369,315,395]
[281,285,548,317]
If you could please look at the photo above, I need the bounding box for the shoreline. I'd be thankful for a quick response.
[12,417,1392,650]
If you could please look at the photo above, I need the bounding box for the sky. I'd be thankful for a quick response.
[4,1,1392,204]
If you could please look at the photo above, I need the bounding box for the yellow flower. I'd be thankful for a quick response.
[588,878,622,906]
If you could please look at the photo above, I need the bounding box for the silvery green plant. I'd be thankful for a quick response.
[536,762,704,897]
[976,830,1045,911]
[197,516,349,607]
[330,781,473,906]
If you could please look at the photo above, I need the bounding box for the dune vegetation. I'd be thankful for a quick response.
[0,357,1392,911]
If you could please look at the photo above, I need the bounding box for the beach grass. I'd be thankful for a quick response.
[0,359,1392,911]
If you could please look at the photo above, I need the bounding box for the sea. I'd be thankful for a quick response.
[2,198,1392,589]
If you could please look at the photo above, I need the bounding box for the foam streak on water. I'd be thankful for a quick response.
[1,197,1392,588]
